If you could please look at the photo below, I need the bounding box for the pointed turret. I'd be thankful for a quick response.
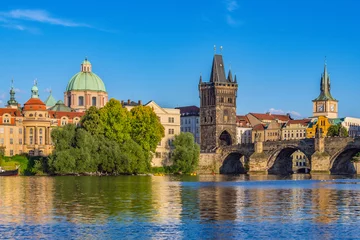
[44,89,57,108]
[314,61,335,101]
[199,74,202,84]
[227,69,233,82]
[7,79,18,108]
[209,55,227,83]
[234,74,237,83]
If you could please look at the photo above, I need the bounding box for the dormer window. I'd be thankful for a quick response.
[3,114,10,124]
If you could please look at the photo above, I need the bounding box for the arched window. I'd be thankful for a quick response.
[30,128,33,135]
[78,96,84,106]
[92,97,96,106]
[39,128,43,135]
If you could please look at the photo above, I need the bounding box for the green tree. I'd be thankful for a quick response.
[327,124,349,137]
[327,125,339,137]
[170,132,200,174]
[339,126,349,137]
[80,106,103,135]
[129,105,165,153]
[99,98,131,144]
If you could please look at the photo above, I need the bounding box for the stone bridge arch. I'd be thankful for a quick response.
[329,139,360,174]
[264,139,315,175]
[219,144,255,174]
[267,145,313,175]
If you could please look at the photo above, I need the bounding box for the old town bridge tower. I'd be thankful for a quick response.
[199,53,238,151]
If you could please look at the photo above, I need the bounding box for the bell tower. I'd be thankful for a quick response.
[199,50,238,151]
[312,60,338,118]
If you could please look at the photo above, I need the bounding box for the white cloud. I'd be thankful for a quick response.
[226,0,239,12]
[3,9,89,27]
[44,88,52,93]
[268,108,302,118]
[289,111,301,117]
[268,108,285,115]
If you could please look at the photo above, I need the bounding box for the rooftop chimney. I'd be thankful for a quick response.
[127,99,131,105]
[138,100,142,105]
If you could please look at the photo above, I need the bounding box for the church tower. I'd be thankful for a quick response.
[6,79,19,109]
[312,61,338,118]
[199,52,238,151]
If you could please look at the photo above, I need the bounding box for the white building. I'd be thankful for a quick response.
[123,100,180,167]
[341,117,360,137]
[175,106,200,144]
[236,116,252,144]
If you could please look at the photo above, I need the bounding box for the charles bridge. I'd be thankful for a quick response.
[198,136,360,175]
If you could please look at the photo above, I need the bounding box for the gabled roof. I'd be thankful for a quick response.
[236,115,251,127]
[253,124,265,131]
[175,106,199,116]
[286,119,311,126]
[249,112,291,122]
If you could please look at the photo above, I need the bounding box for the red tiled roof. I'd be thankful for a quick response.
[48,111,85,119]
[287,119,311,126]
[253,124,265,131]
[175,106,199,116]
[0,108,22,116]
[250,113,291,122]
[236,115,251,126]
[23,98,47,111]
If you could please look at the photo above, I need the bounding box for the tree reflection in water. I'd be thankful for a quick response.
[0,174,360,238]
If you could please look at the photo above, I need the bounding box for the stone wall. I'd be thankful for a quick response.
[198,153,221,174]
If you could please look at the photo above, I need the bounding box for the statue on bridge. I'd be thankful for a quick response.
[316,127,324,138]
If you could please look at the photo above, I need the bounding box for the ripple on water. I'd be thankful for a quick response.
[0,175,360,239]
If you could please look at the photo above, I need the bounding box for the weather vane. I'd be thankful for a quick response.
[214,45,216,54]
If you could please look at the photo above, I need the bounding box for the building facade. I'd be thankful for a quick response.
[282,119,310,140]
[236,115,252,144]
[176,106,200,144]
[312,62,338,118]
[124,100,180,167]
[199,54,238,151]
[64,58,108,112]
[0,82,84,157]
[306,116,332,138]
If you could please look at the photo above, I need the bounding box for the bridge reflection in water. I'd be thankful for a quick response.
[214,137,360,175]
[2,175,360,238]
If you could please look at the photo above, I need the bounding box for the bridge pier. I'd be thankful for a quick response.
[311,151,331,173]
[248,153,268,174]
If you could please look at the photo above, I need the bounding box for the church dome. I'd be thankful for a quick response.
[66,58,106,92]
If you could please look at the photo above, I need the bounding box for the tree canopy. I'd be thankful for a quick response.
[49,99,165,175]
[170,132,200,173]
[327,124,349,137]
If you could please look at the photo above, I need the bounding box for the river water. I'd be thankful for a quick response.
[0,174,360,239]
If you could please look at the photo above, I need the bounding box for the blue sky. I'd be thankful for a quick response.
[0,0,360,118]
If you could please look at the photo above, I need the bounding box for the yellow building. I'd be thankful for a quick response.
[306,116,332,138]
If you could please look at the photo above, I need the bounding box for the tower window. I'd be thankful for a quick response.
[92,97,97,106]
[79,96,84,106]
[68,96,71,107]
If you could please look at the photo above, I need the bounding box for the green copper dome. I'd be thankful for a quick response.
[66,58,106,92]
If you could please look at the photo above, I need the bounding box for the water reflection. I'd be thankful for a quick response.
[0,174,360,238]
